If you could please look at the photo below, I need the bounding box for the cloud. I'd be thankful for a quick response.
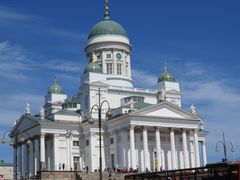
[0,41,83,80]
[0,6,39,23]
[132,69,158,88]
[0,6,86,41]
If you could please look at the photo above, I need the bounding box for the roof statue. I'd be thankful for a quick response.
[190,104,197,115]
[84,55,102,74]
[40,107,45,120]
[25,102,31,115]
[128,98,136,111]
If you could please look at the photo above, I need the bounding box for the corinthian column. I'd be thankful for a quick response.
[182,129,189,168]
[170,128,176,170]
[130,125,136,169]
[143,127,150,171]
[194,129,200,167]
[155,127,162,171]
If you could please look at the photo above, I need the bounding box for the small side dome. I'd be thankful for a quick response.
[158,65,175,83]
[84,56,102,74]
[48,78,64,94]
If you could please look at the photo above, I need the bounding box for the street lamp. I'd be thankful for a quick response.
[215,132,235,162]
[1,130,14,146]
[88,88,112,180]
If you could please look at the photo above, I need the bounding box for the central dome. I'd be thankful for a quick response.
[88,17,128,39]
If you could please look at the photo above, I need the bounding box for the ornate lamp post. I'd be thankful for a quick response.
[88,88,112,180]
[1,130,14,146]
[215,132,235,162]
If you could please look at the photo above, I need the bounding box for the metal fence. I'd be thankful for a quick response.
[125,162,240,180]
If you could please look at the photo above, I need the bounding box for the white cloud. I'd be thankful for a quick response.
[132,69,158,88]
[0,7,38,23]
[0,41,83,80]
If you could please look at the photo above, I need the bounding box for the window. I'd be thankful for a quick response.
[86,140,89,146]
[110,138,114,144]
[111,154,115,168]
[73,141,79,146]
[107,54,112,59]
[85,95,88,109]
[73,156,80,170]
[125,62,129,76]
[117,64,122,75]
[97,54,101,59]
[73,156,80,162]
[106,63,113,74]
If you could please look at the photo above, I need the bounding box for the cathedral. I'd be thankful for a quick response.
[10,0,208,178]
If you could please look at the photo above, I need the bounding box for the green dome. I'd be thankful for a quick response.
[158,66,176,83]
[88,16,128,39]
[84,62,102,74]
[48,78,64,94]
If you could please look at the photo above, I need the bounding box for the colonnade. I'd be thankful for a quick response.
[14,132,75,178]
[14,137,40,178]
[129,126,207,171]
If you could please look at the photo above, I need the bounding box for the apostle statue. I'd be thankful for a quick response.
[190,104,196,115]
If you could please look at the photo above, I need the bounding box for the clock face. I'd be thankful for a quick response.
[116,53,122,60]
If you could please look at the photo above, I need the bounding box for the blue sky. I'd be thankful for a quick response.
[0,0,240,164]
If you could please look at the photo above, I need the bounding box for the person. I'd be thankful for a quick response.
[62,163,65,170]
[59,163,62,170]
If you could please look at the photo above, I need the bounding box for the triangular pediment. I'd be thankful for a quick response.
[10,115,40,136]
[146,108,185,118]
[131,101,201,120]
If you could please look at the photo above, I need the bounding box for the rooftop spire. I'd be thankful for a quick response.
[104,0,110,20]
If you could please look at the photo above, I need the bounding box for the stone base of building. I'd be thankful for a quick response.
[34,171,125,180]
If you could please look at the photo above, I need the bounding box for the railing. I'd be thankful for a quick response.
[109,86,157,93]
[125,162,240,180]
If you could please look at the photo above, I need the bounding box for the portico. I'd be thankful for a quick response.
[106,101,208,172]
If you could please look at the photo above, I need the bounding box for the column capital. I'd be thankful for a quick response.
[194,128,199,133]
[40,133,46,138]
[130,124,135,129]
[155,126,161,130]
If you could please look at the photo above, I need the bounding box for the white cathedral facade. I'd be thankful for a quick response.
[10,1,208,178]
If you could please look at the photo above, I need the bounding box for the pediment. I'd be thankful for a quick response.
[11,115,40,135]
[146,108,185,118]
[131,101,201,120]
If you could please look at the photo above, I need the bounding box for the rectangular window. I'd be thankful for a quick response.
[73,141,79,146]
[107,54,112,59]
[73,156,80,162]
[85,95,88,109]
[125,62,129,76]
[111,154,115,168]
[110,138,114,144]
[73,156,80,171]
[106,63,113,74]
[97,54,101,59]
[117,64,122,75]
[86,140,89,146]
